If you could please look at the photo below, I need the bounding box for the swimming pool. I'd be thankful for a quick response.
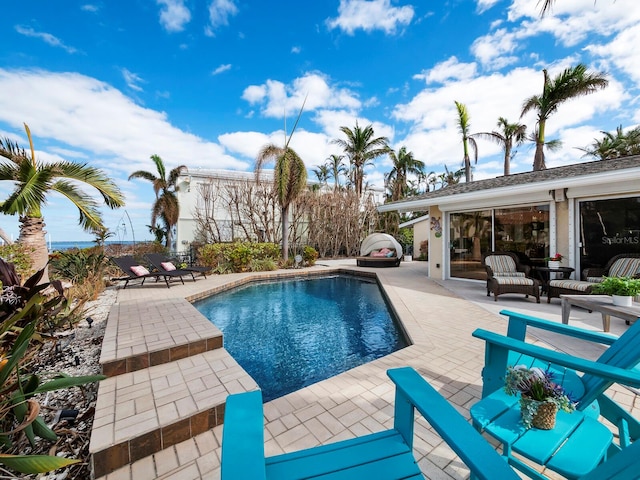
[194,275,408,401]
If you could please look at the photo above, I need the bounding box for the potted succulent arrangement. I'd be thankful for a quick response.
[504,365,577,430]
[545,253,563,269]
[591,276,640,307]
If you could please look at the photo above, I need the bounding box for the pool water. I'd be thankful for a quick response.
[194,275,408,402]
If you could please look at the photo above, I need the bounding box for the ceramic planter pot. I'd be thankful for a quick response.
[547,261,561,269]
[612,295,633,307]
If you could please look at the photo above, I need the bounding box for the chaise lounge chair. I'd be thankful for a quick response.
[547,253,640,302]
[111,255,185,289]
[145,253,211,280]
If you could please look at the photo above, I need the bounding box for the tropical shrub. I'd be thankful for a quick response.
[302,246,318,266]
[198,242,281,273]
[249,258,278,272]
[0,243,35,281]
[418,240,428,261]
[0,259,105,474]
[50,249,109,301]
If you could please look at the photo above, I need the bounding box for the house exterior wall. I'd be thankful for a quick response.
[429,206,445,280]
[413,220,429,259]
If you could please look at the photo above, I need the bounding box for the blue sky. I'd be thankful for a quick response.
[0,0,639,243]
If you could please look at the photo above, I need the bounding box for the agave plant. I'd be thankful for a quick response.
[0,258,105,474]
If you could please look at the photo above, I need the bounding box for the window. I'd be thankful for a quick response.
[449,205,550,280]
[579,196,640,270]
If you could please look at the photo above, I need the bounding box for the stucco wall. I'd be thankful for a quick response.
[413,220,429,258]
[555,199,570,269]
[429,205,445,279]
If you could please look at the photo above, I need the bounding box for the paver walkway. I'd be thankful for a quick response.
[96,260,640,479]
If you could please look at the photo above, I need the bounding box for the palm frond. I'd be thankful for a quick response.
[51,180,103,231]
[53,161,124,208]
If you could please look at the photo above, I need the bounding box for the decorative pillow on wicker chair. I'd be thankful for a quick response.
[130,265,150,276]
[161,262,176,271]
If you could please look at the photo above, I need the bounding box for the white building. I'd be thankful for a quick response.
[175,168,386,251]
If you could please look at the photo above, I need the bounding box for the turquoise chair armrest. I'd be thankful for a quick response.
[388,367,519,480]
[474,329,640,403]
[221,390,267,480]
[500,310,618,346]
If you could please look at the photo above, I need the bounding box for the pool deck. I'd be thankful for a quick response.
[93,260,640,480]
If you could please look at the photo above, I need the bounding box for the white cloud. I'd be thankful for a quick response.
[291,46,301,54]
[473,0,640,69]
[241,73,362,119]
[326,0,415,35]
[156,0,191,32]
[121,68,145,92]
[206,0,239,36]
[0,69,247,173]
[476,0,501,14]
[81,4,99,13]
[586,24,640,85]
[413,57,477,84]
[212,64,232,75]
[14,26,78,54]
[391,64,629,171]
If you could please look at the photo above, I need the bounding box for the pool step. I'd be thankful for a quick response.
[89,347,258,478]
[99,298,223,377]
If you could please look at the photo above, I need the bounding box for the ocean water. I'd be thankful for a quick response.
[49,240,137,252]
[194,275,408,402]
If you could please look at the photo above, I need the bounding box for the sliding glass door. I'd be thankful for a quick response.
[449,205,550,280]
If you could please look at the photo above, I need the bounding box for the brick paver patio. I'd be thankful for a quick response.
[93,260,639,480]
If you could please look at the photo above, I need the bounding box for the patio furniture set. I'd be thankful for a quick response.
[221,309,640,479]
[111,253,211,288]
[482,251,640,331]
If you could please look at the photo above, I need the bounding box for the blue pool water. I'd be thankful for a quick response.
[194,275,408,401]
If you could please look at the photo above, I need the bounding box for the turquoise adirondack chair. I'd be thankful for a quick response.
[471,309,640,479]
[221,367,519,480]
[221,366,640,479]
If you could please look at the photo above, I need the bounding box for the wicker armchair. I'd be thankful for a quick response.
[482,251,540,303]
[547,253,640,302]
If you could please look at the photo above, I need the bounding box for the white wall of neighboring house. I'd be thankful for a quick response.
[175,168,386,252]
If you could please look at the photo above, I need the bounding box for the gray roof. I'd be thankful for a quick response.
[385,155,640,207]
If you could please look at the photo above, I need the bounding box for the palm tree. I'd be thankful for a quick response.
[454,101,478,182]
[0,123,124,281]
[326,154,347,190]
[332,122,390,197]
[256,144,307,261]
[580,125,640,160]
[472,117,527,176]
[521,64,608,170]
[312,164,330,186]
[128,154,186,249]
[437,165,465,188]
[385,146,425,201]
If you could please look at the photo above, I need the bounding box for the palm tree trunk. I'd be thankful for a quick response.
[281,206,289,261]
[533,142,546,170]
[533,121,547,170]
[504,146,511,176]
[18,216,49,283]
[464,154,472,182]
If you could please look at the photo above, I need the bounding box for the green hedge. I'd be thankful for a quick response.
[198,242,281,273]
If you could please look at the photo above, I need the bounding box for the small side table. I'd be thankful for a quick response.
[532,266,575,293]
